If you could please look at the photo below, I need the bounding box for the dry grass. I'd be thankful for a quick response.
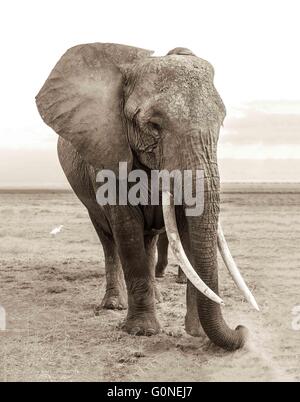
[0,189,300,381]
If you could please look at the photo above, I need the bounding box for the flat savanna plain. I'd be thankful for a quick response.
[0,185,300,381]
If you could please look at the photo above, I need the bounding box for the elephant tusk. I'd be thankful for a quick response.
[217,222,260,311]
[162,191,225,306]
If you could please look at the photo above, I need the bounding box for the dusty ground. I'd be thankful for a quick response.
[0,187,300,382]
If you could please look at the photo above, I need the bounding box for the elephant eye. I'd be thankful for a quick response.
[147,114,163,132]
[148,121,161,131]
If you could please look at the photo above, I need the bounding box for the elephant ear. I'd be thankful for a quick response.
[36,43,153,173]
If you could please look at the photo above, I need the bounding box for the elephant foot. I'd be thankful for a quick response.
[176,266,187,284]
[100,289,127,310]
[185,312,206,337]
[155,263,167,278]
[122,314,161,336]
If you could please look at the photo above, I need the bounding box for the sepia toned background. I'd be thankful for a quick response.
[0,0,299,186]
[0,0,300,382]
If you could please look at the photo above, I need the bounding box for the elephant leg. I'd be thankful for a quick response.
[176,266,187,284]
[111,208,161,336]
[89,212,127,310]
[145,235,162,303]
[155,232,169,277]
[185,282,205,337]
[179,227,204,337]
[155,232,186,284]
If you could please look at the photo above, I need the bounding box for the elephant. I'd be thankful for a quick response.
[36,42,258,350]
[155,232,187,283]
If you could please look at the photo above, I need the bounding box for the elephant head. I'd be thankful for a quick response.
[36,43,258,350]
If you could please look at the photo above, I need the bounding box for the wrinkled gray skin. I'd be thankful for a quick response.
[36,43,248,350]
[155,232,186,283]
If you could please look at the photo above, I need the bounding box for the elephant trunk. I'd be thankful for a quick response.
[186,164,248,350]
[162,126,250,350]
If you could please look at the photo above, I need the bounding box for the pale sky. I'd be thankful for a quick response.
[0,0,299,185]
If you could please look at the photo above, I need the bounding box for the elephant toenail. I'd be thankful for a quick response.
[130,327,141,335]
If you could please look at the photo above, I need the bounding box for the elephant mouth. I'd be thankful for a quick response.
[162,190,259,311]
